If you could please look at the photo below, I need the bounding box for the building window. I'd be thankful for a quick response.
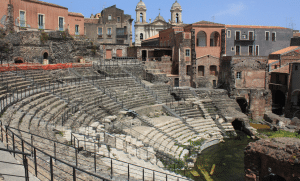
[265,31,270,41]
[198,66,204,76]
[210,31,220,47]
[107,28,112,37]
[117,17,120,22]
[58,17,64,31]
[272,32,276,41]
[38,14,44,29]
[235,31,240,40]
[75,25,79,35]
[108,15,112,21]
[236,72,241,79]
[242,34,247,39]
[227,30,231,38]
[186,49,190,57]
[140,33,143,40]
[197,31,207,47]
[249,31,254,40]
[249,45,253,56]
[186,65,191,76]
[20,10,26,27]
[235,45,240,55]
[176,13,179,23]
[256,45,259,56]
[140,13,143,22]
[210,65,217,76]
[98,27,102,37]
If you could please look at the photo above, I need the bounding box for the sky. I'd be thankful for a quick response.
[47,0,299,40]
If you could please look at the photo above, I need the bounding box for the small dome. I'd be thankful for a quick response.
[171,0,182,10]
[136,0,146,9]
[154,13,165,22]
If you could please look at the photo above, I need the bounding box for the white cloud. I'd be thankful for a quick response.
[215,2,245,17]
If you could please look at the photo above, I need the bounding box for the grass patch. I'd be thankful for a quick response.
[257,129,300,139]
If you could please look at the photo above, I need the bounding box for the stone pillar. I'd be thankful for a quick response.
[221,29,226,56]
[6,4,14,32]
[190,29,196,88]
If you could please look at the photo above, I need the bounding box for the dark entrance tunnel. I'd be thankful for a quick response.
[171,93,181,101]
[272,90,285,115]
[14,59,23,64]
[236,98,248,113]
[262,174,286,181]
[232,119,244,131]
[43,52,48,59]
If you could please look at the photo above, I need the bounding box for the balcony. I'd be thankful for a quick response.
[98,35,103,38]
[107,34,112,38]
[116,34,127,39]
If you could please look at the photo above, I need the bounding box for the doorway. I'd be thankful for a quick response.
[142,50,147,61]
[236,98,248,113]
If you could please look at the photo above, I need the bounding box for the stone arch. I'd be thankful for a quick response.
[232,119,244,131]
[210,31,220,47]
[236,97,248,113]
[42,50,49,59]
[140,13,143,22]
[140,33,143,40]
[262,173,286,181]
[272,90,285,115]
[74,56,83,63]
[197,31,207,47]
[14,57,24,64]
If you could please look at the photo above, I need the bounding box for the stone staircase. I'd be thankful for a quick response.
[148,84,175,103]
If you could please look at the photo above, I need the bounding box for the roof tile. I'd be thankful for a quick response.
[270,46,300,55]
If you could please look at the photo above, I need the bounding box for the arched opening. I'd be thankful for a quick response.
[171,93,180,100]
[272,90,285,115]
[262,174,286,181]
[140,13,143,22]
[210,31,220,47]
[197,31,207,47]
[142,50,147,61]
[236,98,248,113]
[140,33,143,40]
[232,119,244,131]
[43,52,48,59]
[14,58,23,64]
[176,13,179,23]
[209,65,217,76]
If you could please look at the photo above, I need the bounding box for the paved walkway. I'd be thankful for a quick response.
[0,141,39,181]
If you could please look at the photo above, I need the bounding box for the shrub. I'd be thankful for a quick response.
[40,32,49,44]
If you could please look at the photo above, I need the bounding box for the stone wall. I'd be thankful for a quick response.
[244,137,300,181]
[0,31,98,64]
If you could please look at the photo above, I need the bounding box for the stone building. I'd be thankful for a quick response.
[84,5,133,45]
[286,62,300,118]
[244,137,300,181]
[225,25,293,57]
[134,0,183,46]
[0,0,84,36]
[267,46,300,116]
[84,5,133,59]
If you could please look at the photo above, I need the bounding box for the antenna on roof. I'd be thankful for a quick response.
[211,16,215,22]
[102,2,106,10]
[159,8,161,15]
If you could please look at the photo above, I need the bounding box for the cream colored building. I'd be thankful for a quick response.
[134,0,183,46]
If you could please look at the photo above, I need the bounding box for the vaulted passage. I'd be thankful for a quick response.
[232,119,243,131]
[272,90,285,115]
[43,52,48,59]
[262,174,286,181]
[236,98,248,113]
[14,59,23,64]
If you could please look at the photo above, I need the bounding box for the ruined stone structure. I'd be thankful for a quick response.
[0,31,96,64]
[244,137,300,181]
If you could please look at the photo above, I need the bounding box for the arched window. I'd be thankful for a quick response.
[197,31,207,47]
[43,52,48,59]
[140,33,143,40]
[176,13,179,23]
[140,13,143,22]
[210,31,220,47]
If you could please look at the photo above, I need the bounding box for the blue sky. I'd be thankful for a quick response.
[48,0,299,39]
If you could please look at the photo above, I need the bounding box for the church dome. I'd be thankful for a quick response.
[154,13,165,22]
[136,0,146,9]
[171,0,182,10]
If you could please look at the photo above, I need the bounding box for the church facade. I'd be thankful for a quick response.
[134,0,183,46]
